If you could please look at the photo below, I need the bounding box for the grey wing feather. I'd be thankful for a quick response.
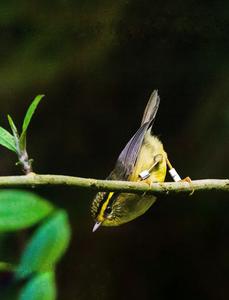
[109,90,160,180]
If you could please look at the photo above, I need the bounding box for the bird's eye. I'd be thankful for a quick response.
[105,206,112,214]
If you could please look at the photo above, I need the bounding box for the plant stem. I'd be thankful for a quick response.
[0,174,227,194]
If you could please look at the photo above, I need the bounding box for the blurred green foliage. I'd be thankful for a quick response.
[0,190,70,299]
[0,190,53,231]
[17,211,71,279]
[19,271,56,300]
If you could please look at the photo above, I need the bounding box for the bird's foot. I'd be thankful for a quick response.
[179,176,191,183]
[179,176,194,195]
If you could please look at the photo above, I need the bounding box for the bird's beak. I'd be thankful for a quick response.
[92,221,102,232]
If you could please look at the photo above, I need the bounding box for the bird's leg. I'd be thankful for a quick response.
[138,154,163,187]
[149,154,163,172]
[166,157,191,182]
[166,156,194,194]
[138,154,163,196]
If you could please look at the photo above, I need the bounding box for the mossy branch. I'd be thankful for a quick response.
[0,174,228,194]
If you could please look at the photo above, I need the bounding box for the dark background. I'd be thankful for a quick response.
[0,1,229,299]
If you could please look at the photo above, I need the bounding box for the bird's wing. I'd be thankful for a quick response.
[109,91,160,181]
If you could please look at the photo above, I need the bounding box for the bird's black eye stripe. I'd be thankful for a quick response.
[104,193,119,215]
[94,192,119,218]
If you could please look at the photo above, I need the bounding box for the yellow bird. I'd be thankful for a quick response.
[91,90,180,231]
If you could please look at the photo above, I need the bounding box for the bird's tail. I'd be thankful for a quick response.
[141,90,160,126]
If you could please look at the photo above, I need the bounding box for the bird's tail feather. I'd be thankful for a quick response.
[141,90,160,126]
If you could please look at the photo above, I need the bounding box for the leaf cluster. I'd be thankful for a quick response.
[0,95,44,173]
[0,95,71,300]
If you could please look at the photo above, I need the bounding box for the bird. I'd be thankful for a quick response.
[91,90,181,232]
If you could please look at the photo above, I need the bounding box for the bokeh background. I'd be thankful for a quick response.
[0,1,229,299]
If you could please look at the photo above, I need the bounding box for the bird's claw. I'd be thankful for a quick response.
[179,176,194,195]
[179,176,192,183]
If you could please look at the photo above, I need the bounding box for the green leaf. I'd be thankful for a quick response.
[7,114,19,139]
[0,126,17,153]
[0,190,54,231]
[19,272,56,300]
[19,94,44,152]
[22,94,44,133]
[16,211,71,278]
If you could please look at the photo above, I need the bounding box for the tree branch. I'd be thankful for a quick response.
[0,174,228,194]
